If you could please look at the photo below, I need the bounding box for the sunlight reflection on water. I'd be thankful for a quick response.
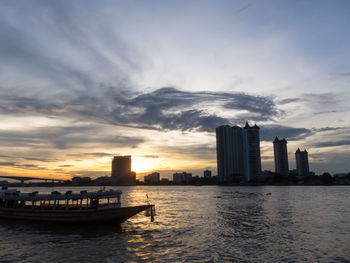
[0,186,349,262]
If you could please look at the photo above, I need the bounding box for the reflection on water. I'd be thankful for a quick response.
[0,186,350,262]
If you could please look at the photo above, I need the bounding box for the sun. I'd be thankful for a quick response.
[132,157,154,173]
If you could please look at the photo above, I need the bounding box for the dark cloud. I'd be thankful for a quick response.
[313,139,350,148]
[278,98,302,105]
[140,155,159,159]
[314,127,346,132]
[22,157,60,162]
[0,162,16,166]
[67,152,115,157]
[0,161,40,169]
[0,126,144,150]
[0,87,281,132]
[260,125,312,142]
[314,109,350,115]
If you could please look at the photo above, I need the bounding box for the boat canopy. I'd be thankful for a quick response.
[0,189,122,202]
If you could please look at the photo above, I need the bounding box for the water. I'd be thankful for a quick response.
[0,186,349,262]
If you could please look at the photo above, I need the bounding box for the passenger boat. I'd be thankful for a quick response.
[0,187,155,223]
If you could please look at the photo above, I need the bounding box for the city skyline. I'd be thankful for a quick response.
[0,1,350,180]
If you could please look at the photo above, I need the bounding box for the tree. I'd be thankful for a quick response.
[321,172,333,185]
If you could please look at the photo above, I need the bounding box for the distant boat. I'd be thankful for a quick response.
[0,187,155,223]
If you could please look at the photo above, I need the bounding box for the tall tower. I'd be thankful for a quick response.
[231,126,244,178]
[295,148,309,177]
[111,155,132,183]
[273,137,289,176]
[216,125,234,183]
[243,123,262,181]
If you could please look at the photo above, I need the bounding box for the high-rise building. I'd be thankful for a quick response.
[243,123,262,181]
[232,126,244,177]
[273,137,289,177]
[216,123,261,183]
[295,148,309,178]
[203,169,212,179]
[216,125,234,183]
[111,155,136,184]
[144,172,160,184]
[173,172,192,184]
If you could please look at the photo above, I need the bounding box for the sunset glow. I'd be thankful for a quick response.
[0,1,349,180]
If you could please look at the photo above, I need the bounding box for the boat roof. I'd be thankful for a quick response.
[0,189,122,201]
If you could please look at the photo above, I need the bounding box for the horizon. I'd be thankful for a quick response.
[1,1,350,180]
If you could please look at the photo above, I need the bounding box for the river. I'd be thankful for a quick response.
[0,185,349,262]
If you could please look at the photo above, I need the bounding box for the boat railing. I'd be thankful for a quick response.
[0,189,122,210]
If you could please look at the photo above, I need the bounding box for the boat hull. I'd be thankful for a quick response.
[0,205,154,223]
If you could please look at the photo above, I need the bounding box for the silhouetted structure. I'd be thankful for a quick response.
[243,123,262,181]
[216,123,262,183]
[144,172,160,184]
[72,176,91,186]
[216,125,234,183]
[203,169,212,179]
[216,125,244,183]
[173,172,192,184]
[273,137,289,177]
[295,148,309,178]
[111,155,136,184]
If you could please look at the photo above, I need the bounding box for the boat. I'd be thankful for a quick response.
[0,187,155,223]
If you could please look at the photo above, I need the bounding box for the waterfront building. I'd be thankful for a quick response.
[72,176,91,186]
[273,137,289,177]
[243,123,262,181]
[295,148,309,178]
[216,123,262,183]
[216,125,244,183]
[173,172,192,184]
[111,155,136,184]
[203,169,212,179]
[144,172,160,184]
[216,125,234,183]
[232,125,244,178]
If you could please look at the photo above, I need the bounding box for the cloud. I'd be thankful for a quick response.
[0,162,16,166]
[313,139,350,148]
[140,155,159,159]
[278,98,302,105]
[0,87,281,132]
[314,126,346,132]
[260,125,312,141]
[0,1,141,92]
[67,152,115,157]
[160,144,216,160]
[0,161,40,169]
[0,126,144,150]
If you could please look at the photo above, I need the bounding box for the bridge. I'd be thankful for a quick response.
[0,176,67,184]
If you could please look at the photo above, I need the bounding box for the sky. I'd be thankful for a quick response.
[0,0,349,180]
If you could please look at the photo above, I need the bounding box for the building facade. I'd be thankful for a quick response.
[273,137,289,177]
[216,122,262,183]
[203,169,212,179]
[216,125,234,183]
[295,148,309,178]
[111,155,136,184]
[173,172,192,184]
[144,172,160,184]
[243,123,262,181]
[216,125,244,183]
